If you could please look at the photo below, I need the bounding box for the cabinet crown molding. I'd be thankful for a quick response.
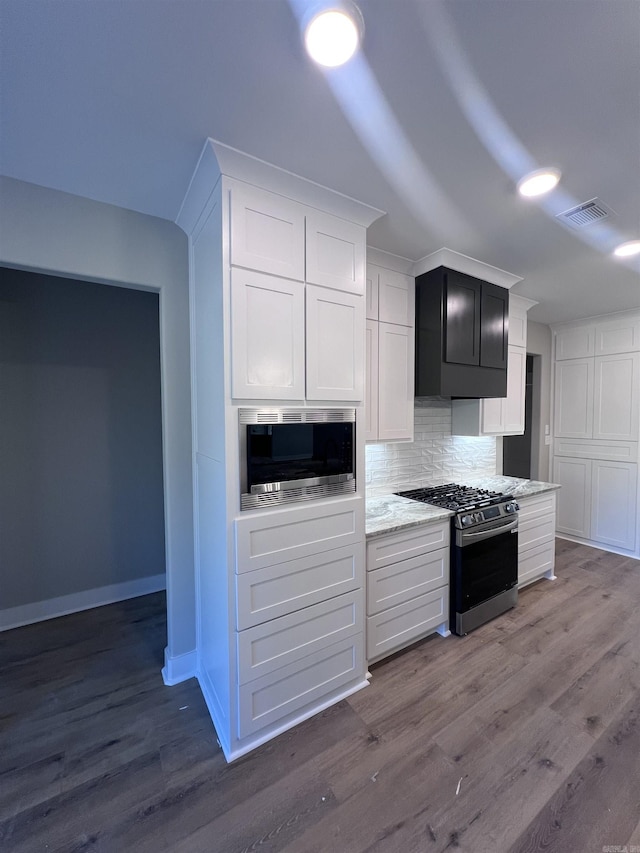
[412,248,523,290]
[177,138,385,235]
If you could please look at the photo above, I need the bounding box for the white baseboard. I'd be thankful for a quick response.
[162,647,198,685]
[0,573,166,632]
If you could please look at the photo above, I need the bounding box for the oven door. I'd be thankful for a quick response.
[452,515,519,616]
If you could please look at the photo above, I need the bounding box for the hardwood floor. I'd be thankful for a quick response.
[1,539,639,852]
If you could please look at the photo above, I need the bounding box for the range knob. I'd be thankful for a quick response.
[461,514,474,527]
[505,501,519,514]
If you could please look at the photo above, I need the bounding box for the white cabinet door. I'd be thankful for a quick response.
[508,299,529,348]
[553,456,592,539]
[554,358,594,438]
[503,346,526,434]
[231,269,305,400]
[555,325,595,360]
[305,284,364,401]
[364,319,379,441]
[305,210,365,294]
[594,316,640,355]
[591,461,638,550]
[365,266,379,320]
[377,322,415,442]
[593,352,640,441]
[378,269,415,326]
[230,184,305,281]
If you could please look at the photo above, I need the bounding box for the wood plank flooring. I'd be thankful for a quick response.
[1,539,639,852]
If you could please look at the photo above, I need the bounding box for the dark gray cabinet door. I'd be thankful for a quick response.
[480,283,509,369]
[444,271,480,366]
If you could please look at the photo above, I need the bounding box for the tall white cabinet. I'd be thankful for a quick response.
[365,263,415,443]
[552,312,640,556]
[177,140,382,762]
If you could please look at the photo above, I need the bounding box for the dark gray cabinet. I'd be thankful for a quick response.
[415,267,508,397]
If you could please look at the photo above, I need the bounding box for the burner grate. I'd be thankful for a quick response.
[395,483,512,512]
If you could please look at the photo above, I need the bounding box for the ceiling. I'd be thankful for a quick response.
[2,0,639,324]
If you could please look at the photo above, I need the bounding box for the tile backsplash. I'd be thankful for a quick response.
[365,398,497,497]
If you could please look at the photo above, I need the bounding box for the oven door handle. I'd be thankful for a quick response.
[459,516,519,545]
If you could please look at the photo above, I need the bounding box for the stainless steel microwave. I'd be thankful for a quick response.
[239,408,356,510]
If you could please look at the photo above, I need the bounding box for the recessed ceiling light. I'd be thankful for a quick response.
[517,168,561,198]
[304,5,362,67]
[613,240,640,258]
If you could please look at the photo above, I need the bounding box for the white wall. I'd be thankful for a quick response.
[0,177,195,679]
[0,269,165,620]
[527,320,553,481]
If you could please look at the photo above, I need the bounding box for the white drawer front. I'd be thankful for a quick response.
[517,492,556,523]
[367,547,447,616]
[238,634,364,739]
[366,522,450,572]
[518,514,556,551]
[518,540,555,588]
[237,590,362,684]
[235,497,363,573]
[236,543,364,630]
[553,438,638,462]
[366,587,448,663]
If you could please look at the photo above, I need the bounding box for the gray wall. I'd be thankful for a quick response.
[527,320,553,481]
[0,177,195,675]
[0,268,165,608]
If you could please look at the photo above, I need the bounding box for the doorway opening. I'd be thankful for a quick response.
[503,354,541,479]
[0,267,165,629]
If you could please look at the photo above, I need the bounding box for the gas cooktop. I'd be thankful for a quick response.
[394,483,514,513]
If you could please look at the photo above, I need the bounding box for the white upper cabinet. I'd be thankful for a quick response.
[366,264,414,325]
[377,322,415,442]
[365,268,379,320]
[592,352,640,441]
[476,345,526,435]
[554,352,639,442]
[365,263,415,442]
[508,298,529,349]
[305,210,365,294]
[378,269,415,326]
[230,184,305,281]
[555,325,595,360]
[231,269,305,400]
[305,284,364,401]
[593,315,640,355]
[553,357,594,439]
[364,319,379,441]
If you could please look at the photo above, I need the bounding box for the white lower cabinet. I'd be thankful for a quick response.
[234,498,367,742]
[365,521,450,664]
[553,456,592,539]
[553,454,638,552]
[591,460,638,550]
[517,492,557,588]
[238,634,363,738]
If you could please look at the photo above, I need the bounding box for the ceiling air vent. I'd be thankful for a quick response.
[556,198,613,228]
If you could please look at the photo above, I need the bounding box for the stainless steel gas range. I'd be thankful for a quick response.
[395,484,519,635]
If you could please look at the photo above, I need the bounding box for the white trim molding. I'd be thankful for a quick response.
[412,247,523,289]
[0,573,166,632]
[162,647,198,685]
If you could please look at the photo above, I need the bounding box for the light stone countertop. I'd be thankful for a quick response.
[365,494,453,538]
[365,476,560,539]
